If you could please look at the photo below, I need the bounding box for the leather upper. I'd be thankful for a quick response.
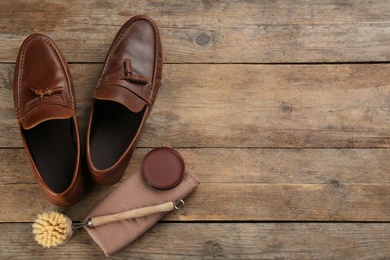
[94,16,162,113]
[14,34,76,130]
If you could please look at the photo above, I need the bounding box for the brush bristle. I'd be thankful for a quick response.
[32,211,69,248]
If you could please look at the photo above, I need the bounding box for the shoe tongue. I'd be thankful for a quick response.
[21,104,75,130]
[94,84,147,112]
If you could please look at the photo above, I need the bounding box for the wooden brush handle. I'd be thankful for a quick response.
[90,201,175,227]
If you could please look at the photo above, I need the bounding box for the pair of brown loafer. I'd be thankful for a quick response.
[13,15,162,206]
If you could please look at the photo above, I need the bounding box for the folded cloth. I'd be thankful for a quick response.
[82,169,199,256]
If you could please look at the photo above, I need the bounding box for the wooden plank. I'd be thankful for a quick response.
[1,1,390,63]
[2,64,390,148]
[3,148,390,185]
[1,222,389,259]
[1,183,390,222]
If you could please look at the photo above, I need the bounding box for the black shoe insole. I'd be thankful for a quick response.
[24,119,76,193]
[89,100,145,170]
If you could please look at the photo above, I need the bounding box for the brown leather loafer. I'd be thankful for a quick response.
[86,15,163,185]
[14,33,84,206]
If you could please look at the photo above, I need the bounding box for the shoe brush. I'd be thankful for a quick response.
[32,199,184,248]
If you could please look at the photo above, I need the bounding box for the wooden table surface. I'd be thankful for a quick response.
[1,1,390,259]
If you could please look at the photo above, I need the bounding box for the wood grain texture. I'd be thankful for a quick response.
[1,222,389,259]
[1,0,390,63]
[2,183,390,222]
[2,63,390,148]
[3,148,390,185]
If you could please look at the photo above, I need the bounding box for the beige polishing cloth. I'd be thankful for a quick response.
[82,170,199,256]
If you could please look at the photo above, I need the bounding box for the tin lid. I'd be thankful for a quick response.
[142,147,185,189]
